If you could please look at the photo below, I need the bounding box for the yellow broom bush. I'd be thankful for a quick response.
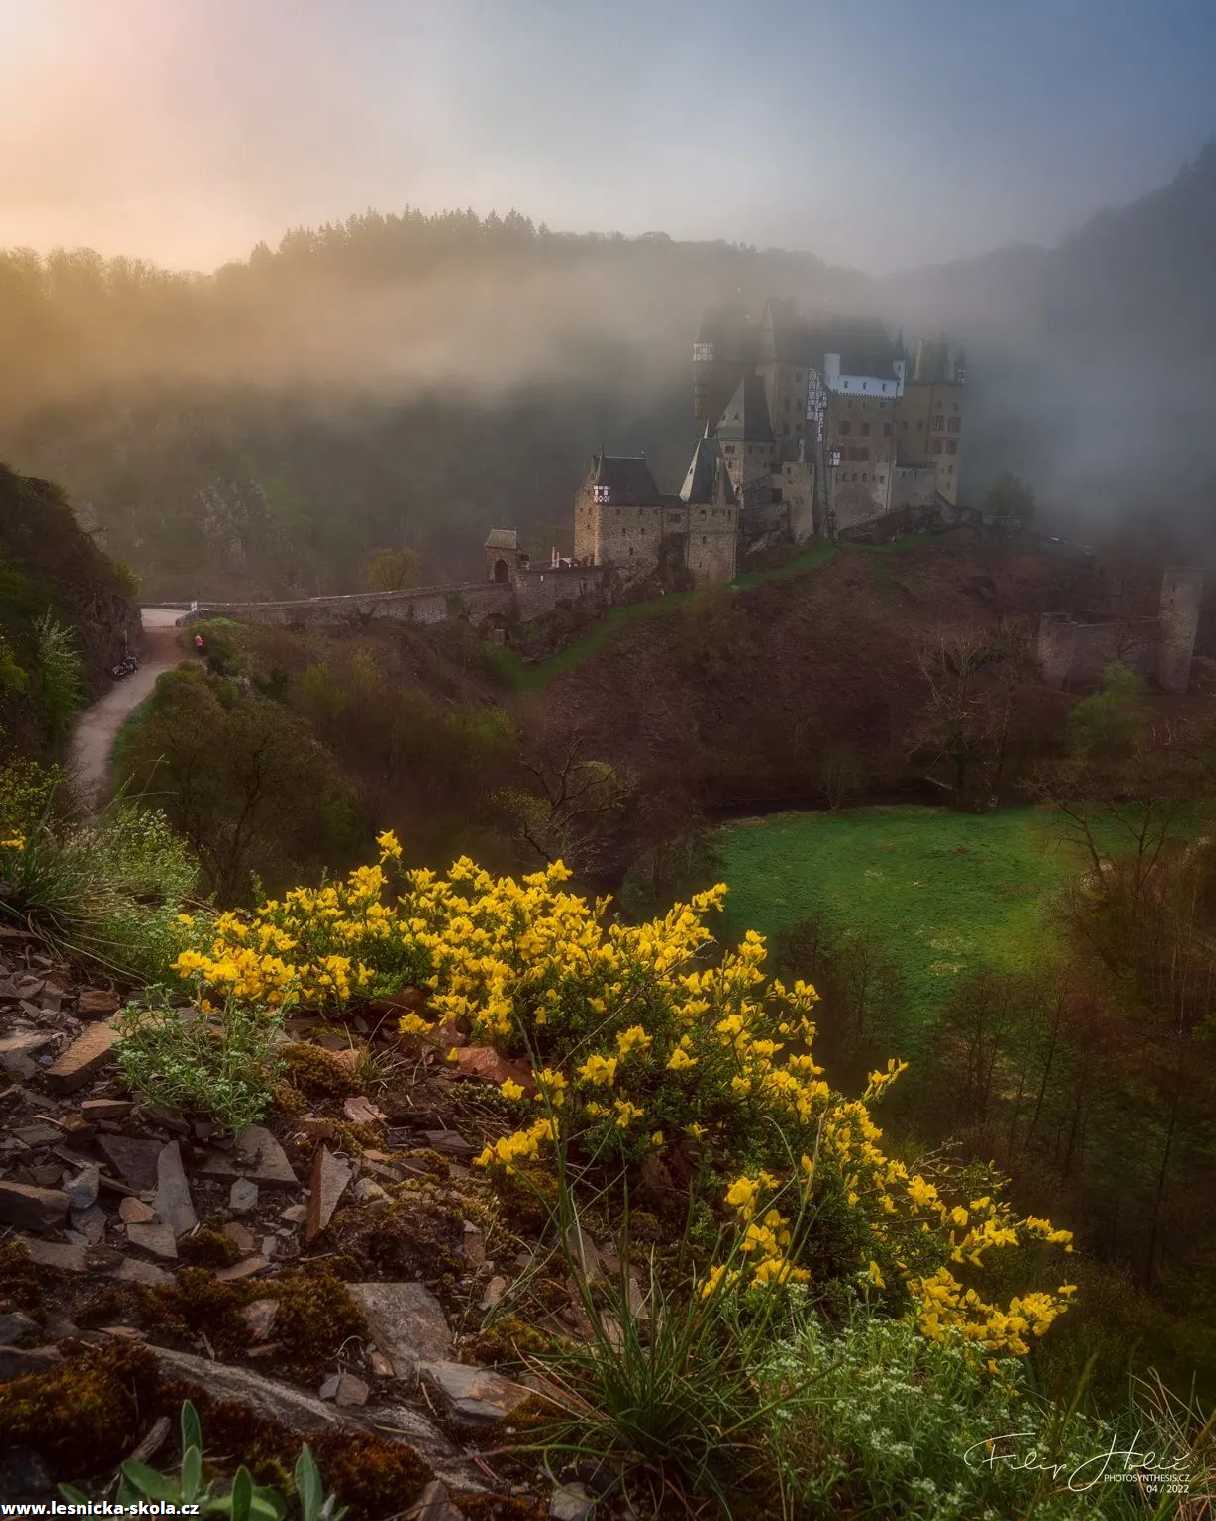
[174,832,1076,1362]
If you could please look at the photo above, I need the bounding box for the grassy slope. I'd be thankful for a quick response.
[713,805,1077,1054]
[490,540,842,693]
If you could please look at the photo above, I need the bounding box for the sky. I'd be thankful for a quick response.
[1,0,1213,275]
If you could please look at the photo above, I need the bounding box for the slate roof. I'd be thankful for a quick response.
[715,371,775,444]
[679,425,722,504]
[484,528,518,549]
[588,453,668,503]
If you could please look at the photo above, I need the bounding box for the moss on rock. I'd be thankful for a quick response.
[0,1340,160,1474]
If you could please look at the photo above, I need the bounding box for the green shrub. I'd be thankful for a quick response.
[32,609,84,741]
[116,998,285,1132]
[0,783,198,978]
[756,1306,1205,1520]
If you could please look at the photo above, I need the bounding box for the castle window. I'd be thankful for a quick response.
[946,440,958,455]
[838,421,851,436]
[933,415,945,431]
[861,422,871,437]
[947,416,961,434]
[884,423,892,436]
[593,485,611,504]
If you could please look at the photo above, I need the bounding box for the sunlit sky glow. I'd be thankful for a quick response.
[2,0,1213,274]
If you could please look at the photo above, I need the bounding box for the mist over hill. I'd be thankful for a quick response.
[888,142,1216,546]
[2,144,1214,597]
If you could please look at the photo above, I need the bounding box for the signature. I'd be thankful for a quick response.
[963,1429,1197,1493]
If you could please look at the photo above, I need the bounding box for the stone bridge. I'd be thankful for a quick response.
[150,561,614,632]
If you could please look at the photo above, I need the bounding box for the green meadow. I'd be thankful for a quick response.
[712,806,1081,1049]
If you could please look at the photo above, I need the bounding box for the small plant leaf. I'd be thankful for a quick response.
[229,1465,253,1521]
[120,1460,180,1501]
[250,1489,288,1521]
[295,1445,322,1521]
[181,1399,204,1457]
[181,1443,203,1503]
[58,1486,90,1504]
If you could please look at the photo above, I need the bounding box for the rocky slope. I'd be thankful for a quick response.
[0,926,616,1518]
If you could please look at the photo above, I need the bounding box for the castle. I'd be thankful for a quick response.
[564,297,967,588]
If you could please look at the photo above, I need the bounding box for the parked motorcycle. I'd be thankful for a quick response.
[109,653,139,679]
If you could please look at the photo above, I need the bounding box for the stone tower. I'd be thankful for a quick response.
[1156,566,1203,693]
[485,528,527,584]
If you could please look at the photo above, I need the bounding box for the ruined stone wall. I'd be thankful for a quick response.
[1037,614,1161,689]
[1157,566,1203,693]
[1037,568,1204,693]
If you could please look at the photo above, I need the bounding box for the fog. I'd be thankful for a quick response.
[2,0,1215,593]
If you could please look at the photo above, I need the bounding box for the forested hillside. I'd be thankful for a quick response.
[0,217,865,599]
[4,143,1215,601]
[0,463,138,758]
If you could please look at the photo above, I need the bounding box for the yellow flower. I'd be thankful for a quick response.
[500,1079,525,1101]
[615,1025,653,1059]
[866,1259,886,1289]
[666,1047,698,1071]
[576,1053,619,1087]
[612,1099,643,1129]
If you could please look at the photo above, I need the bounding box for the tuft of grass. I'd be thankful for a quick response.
[0,794,198,979]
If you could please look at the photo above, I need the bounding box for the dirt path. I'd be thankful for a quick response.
[69,607,186,809]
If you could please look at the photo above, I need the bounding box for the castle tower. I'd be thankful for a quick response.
[1156,567,1203,693]
[693,303,750,425]
[715,371,776,500]
[756,298,811,460]
[678,427,738,584]
[573,450,671,577]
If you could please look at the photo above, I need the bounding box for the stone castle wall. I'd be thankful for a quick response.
[187,564,613,633]
[1037,568,1204,694]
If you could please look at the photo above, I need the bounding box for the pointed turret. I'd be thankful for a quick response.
[715,371,774,445]
[679,423,723,504]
